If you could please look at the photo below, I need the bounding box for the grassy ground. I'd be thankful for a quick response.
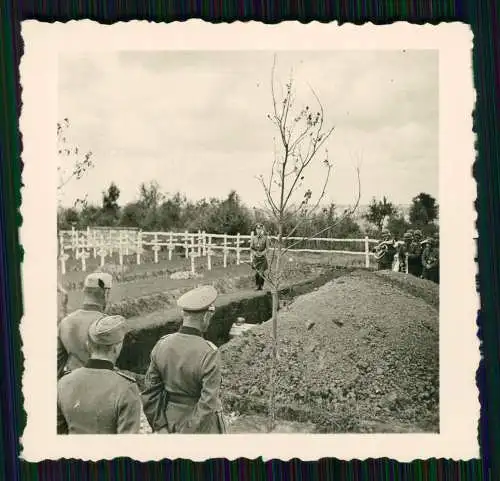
[59,250,370,315]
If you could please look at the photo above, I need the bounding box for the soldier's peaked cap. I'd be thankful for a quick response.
[88,315,127,345]
[177,285,218,312]
[84,272,113,289]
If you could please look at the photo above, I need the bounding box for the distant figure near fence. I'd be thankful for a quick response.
[250,223,269,291]
[373,229,396,271]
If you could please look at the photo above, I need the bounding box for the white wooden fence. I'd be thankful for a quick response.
[58,227,379,274]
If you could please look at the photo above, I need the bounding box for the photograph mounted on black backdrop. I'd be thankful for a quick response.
[19,20,478,463]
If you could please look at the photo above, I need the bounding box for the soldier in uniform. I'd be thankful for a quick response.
[142,285,226,434]
[407,229,424,277]
[396,231,413,273]
[57,315,141,434]
[250,223,269,290]
[57,272,113,380]
[422,233,440,283]
[373,229,396,271]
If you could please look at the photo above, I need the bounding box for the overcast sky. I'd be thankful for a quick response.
[58,50,438,209]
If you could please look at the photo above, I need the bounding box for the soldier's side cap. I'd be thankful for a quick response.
[177,285,218,312]
[88,315,128,345]
[84,272,113,289]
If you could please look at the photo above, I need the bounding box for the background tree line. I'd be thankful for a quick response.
[57,180,438,240]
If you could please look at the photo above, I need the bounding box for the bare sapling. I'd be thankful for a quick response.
[250,55,361,431]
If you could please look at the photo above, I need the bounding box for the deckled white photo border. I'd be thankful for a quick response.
[19,20,478,462]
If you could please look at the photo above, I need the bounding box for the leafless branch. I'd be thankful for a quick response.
[281,166,361,254]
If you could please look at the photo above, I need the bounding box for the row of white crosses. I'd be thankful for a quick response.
[58,228,376,274]
[59,228,141,274]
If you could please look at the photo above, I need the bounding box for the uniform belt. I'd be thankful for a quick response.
[167,392,199,406]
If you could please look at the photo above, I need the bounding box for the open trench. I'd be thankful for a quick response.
[116,266,352,381]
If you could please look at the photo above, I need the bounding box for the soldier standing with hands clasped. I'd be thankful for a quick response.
[250,223,269,290]
[57,315,142,434]
[142,285,226,434]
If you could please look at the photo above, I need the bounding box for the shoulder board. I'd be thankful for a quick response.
[157,333,173,345]
[204,339,218,351]
[114,369,137,383]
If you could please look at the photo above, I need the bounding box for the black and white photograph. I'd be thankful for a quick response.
[21,21,477,461]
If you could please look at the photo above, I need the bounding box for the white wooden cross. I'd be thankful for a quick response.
[189,249,200,274]
[207,248,213,271]
[168,233,174,261]
[59,251,69,275]
[152,244,161,264]
[249,231,254,263]
[76,249,90,272]
[184,231,189,258]
[118,232,124,266]
[98,246,107,267]
[191,234,195,260]
[136,232,143,265]
[202,231,207,256]
[124,231,130,256]
[236,233,241,265]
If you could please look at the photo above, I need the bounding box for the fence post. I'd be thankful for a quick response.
[223,234,228,268]
[191,234,195,261]
[136,231,142,265]
[207,248,212,271]
[184,231,189,258]
[364,236,370,268]
[236,233,241,265]
[197,230,202,256]
[92,230,97,258]
[250,231,254,263]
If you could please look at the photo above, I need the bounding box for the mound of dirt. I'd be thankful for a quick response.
[219,269,439,433]
[372,270,439,309]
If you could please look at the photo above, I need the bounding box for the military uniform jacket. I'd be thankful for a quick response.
[57,306,105,379]
[422,245,439,269]
[251,235,268,258]
[57,359,141,434]
[142,326,225,434]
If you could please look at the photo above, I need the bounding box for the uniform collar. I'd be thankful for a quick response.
[85,358,114,370]
[82,303,103,312]
[179,325,203,337]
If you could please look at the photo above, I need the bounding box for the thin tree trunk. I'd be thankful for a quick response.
[268,228,282,432]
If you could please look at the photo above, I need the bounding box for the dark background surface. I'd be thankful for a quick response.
[0,1,497,480]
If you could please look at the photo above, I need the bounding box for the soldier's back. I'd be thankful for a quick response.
[152,332,216,398]
[57,366,141,434]
[58,309,104,371]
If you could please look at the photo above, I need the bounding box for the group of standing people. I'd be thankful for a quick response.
[57,272,226,434]
[373,228,440,283]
